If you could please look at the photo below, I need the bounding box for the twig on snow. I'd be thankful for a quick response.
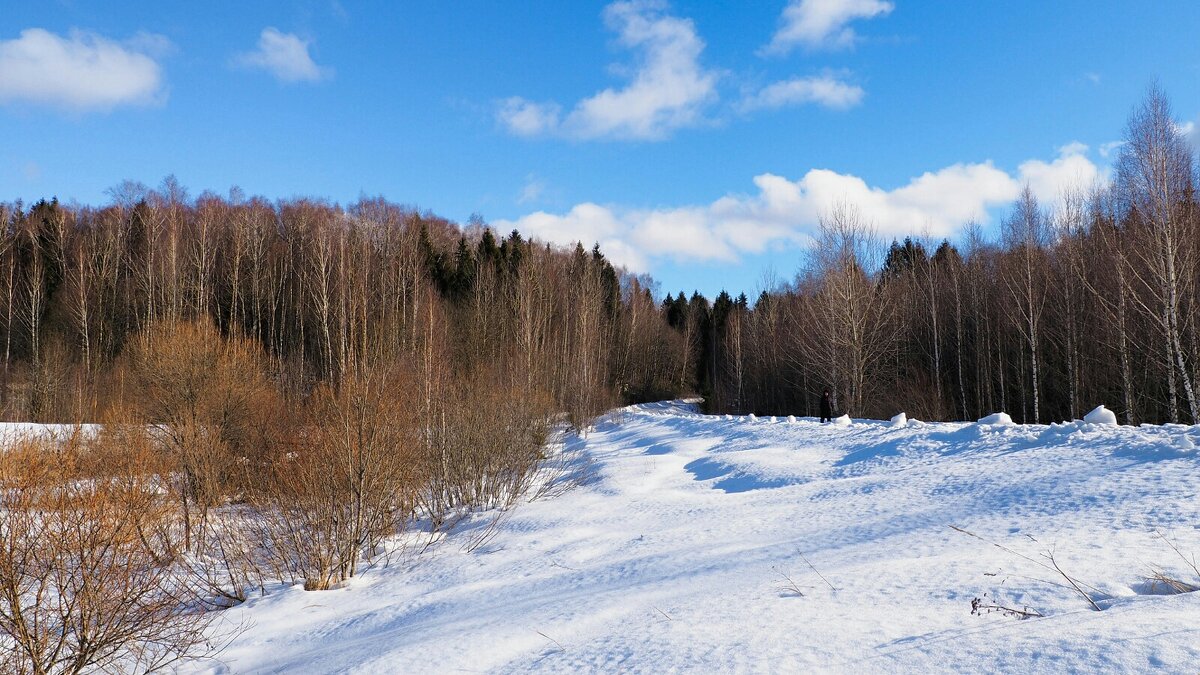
[949,525,1103,596]
[970,593,1044,620]
[536,630,566,653]
[799,550,837,591]
[1155,530,1200,581]
[772,566,807,597]
[1045,548,1102,611]
[1146,570,1200,594]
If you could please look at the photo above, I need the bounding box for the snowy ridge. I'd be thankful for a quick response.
[192,402,1200,673]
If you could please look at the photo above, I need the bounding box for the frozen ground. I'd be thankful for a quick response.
[190,401,1200,673]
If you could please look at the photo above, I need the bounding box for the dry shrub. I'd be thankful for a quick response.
[127,319,283,550]
[259,368,421,591]
[0,338,90,424]
[0,437,215,675]
[256,365,563,590]
[417,372,556,528]
[48,318,573,600]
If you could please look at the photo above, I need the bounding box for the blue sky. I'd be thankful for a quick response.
[3,1,1200,298]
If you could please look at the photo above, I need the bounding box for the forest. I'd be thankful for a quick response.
[678,86,1200,426]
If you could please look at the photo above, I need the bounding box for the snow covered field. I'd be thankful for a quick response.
[190,401,1200,673]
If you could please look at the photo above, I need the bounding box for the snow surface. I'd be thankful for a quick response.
[187,402,1200,674]
[0,422,100,444]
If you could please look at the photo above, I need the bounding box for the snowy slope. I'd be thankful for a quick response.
[190,402,1200,674]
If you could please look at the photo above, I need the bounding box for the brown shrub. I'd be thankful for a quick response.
[259,367,421,590]
[126,319,283,550]
[0,437,215,675]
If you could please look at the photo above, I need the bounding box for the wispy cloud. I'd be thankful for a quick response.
[0,28,168,112]
[22,161,42,182]
[496,147,1102,273]
[1176,119,1198,148]
[1098,140,1125,158]
[762,0,894,55]
[234,28,332,83]
[738,74,864,112]
[497,98,563,137]
[518,175,548,205]
[497,0,718,141]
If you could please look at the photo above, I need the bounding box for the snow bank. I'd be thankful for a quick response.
[1083,404,1118,425]
[890,412,907,428]
[832,414,851,426]
[976,412,1014,426]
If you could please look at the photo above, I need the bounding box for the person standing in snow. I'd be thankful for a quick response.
[820,389,833,423]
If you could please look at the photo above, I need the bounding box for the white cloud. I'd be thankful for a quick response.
[738,74,864,112]
[0,28,167,111]
[763,0,894,54]
[497,98,562,137]
[497,1,718,141]
[235,28,331,83]
[1016,142,1102,205]
[496,148,1103,272]
[500,203,651,271]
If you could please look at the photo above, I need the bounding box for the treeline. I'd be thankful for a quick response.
[2,90,1195,433]
[0,185,684,423]
[669,86,1200,425]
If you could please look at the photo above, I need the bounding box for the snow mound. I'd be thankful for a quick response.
[832,414,852,426]
[786,415,796,423]
[890,412,908,428]
[977,412,1014,426]
[1083,405,1118,425]
[1175,435,1195,452]
[747,414,757,422]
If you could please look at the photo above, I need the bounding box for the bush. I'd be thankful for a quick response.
[0,436,216,674]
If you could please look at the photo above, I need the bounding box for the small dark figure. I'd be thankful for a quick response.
[819,389,833,423]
